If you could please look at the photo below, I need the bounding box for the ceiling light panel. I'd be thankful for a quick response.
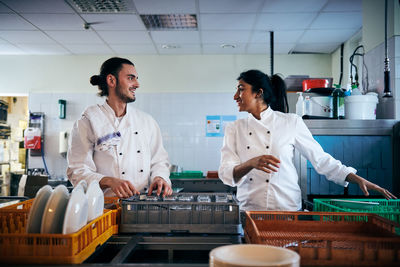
[66,0,134,13]
[140,14,197,30]
[133,0,196,14]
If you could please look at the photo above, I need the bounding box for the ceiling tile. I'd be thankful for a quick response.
[1,0,73,13]
[323,0,362,12]
[293,43,340,53]
[151,31,199,44]
[310,12,361,29]
[110,44,157,54]
[17,43,70,54]
[0,30,54,43]
[199,0,264,13]
[133,0,196,14]
[200,14,256,30]
[0,2,12,12]
[0,43,25,54]
[203,43,246,54]
[63,43,113,54]
[158,44,201,54]
[262,0,328,12]
[45,30,104,44]
[255,13,317,30]
[299,29,358,43]
[202,30,250,44]
[0,14,36,30]
[247,43,294,54]
[81,14,145,30]
[250,30,304,43]
[98,31,152,44]
[22,13,83,30]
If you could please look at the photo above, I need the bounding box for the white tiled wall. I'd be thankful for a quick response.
[28,92,246,180]
[364,35,400,119]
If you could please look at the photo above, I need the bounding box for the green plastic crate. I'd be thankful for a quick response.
[170,171,204,179]
[314,198,400,226]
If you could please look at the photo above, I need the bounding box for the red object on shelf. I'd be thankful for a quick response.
[302,79,329,91]
[206,171,219,179]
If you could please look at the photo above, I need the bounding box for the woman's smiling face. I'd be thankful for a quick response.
[234,79,259,113]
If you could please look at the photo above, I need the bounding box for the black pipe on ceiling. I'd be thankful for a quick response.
[383,0,392,97]
[270,31,274,77]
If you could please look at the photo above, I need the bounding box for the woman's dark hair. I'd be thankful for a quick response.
[90,57,134,96]
[237,69,289,113]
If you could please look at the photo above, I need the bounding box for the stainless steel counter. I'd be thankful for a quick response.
[304,119,399,135]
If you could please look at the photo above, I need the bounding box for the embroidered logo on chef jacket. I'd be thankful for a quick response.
[96,131,121,151]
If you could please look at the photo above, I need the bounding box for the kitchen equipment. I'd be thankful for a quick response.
[302,79,331,91]
[344,93,378,119]
[120,192,240,234]
[245,211,400,266]
[313,198,400,231]
[169,164,182,173]
[209,244,300,267]
[0,198,119,264]
[85,234,241,265]
[304,95,332,118]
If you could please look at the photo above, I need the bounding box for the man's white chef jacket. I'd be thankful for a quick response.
[218,107,356,211]
[67,101,171,197]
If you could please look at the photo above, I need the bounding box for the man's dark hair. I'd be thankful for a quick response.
[90,57,134,96]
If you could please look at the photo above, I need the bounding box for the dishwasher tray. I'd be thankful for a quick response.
[120,193,240,234]
[245,211,400,266]
[0,197,120,264]
[314,198,400,232]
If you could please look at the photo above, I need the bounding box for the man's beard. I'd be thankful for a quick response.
[115,83,136,103]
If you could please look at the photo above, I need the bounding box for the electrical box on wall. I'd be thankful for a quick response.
[58,99,66,119]
[28,112,44,157]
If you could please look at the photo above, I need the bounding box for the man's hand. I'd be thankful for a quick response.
[346,173,397,199]
[148,176,172,197]
[99,176,139,198]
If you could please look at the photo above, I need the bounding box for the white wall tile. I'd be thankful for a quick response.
[28,92,243,178]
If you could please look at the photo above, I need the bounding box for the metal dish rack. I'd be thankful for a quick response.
[120,193,241,234]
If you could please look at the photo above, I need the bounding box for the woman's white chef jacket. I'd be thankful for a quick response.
[218,107,356,211]
[67,101,171,197]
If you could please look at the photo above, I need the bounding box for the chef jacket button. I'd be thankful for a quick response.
[140,169,143,172]
[119,152,122,155]
[266,179,269,183]
[266,146,269,149]
[122,172,125,174]
[137,150,140,153]
[134,131,138,134]
[249,178,253,181]
[249,132,252,135]
[247,146,250,149]
[267,131,270,134]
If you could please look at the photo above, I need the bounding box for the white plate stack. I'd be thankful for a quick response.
[209,244,300,267]
[26,180,104,234]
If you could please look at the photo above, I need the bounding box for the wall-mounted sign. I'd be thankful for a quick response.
[206,115,236,137]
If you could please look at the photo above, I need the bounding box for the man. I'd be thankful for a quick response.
[67,57,172,198]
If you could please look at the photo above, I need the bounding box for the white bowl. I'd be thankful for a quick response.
[209,244,300,267]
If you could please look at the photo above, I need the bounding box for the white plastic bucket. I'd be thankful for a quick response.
[344,93,378,119]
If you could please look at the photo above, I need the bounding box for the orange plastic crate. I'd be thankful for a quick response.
[0,197,120,264]
[245,211,400,267]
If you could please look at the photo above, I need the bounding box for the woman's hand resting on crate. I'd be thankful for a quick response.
[345,173,397,199]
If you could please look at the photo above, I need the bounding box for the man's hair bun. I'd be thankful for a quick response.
[90,75,101,86]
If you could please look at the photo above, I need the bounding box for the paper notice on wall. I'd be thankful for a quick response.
[206,115,236,137]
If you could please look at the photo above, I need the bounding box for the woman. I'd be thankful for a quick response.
[218,70,396,211]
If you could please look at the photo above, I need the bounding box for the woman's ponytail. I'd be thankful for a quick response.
[270,74,289,113]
